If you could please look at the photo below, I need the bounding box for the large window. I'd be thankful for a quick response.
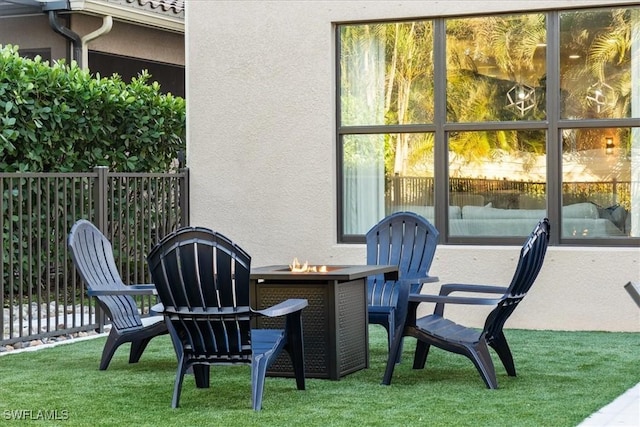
[337,6,640,245]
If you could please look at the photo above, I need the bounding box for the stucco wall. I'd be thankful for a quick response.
[186,1,640,332]
[0,15,68,60]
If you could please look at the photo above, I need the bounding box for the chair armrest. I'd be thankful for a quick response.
[88,284,157,296]
[409,293,502,306]
[409,291,503,317]
[438,283,507,296]
[255,298,308,317]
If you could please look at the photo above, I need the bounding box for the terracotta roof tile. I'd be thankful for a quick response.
[125,0,184,15]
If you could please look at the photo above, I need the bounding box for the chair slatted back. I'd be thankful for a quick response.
[366,212,439,306]
[484,218,550,342]
[68,220,143,330]
[147,227,253,362]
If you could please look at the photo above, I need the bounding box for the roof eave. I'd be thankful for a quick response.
[68,0,183,34]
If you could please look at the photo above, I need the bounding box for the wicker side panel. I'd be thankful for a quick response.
[336,280,367,374]
[255,285,330,378]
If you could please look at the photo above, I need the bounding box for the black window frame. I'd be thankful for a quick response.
[336,6,640,247]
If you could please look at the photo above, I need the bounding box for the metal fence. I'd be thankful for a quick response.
[387,176,630,211]
[1,167,189,346]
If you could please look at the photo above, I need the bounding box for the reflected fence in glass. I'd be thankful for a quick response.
[386,176,632,238]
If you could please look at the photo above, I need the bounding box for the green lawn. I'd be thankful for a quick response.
[0,327,638,426]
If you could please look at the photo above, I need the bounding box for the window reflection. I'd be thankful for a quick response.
[448,130,547,237]
[340,22,434,126]
[342,133,434,234]
[562,128,637,238]
[446,14,547,122]
[560,8,639,119]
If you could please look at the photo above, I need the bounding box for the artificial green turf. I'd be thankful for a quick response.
[0,327,638,426]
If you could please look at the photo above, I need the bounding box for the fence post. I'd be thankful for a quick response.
[93,166,109,233]
[179,167,190,227]
[92,166,108,332]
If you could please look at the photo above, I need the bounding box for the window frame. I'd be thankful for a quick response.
[336,7,640,246]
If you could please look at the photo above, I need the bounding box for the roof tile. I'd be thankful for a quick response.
[126,0,184,15]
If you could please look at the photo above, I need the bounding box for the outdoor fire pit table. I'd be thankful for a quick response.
[249,264,398,380]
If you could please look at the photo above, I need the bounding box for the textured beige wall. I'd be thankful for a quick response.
[186,1,640,332]
[0,15,68,60]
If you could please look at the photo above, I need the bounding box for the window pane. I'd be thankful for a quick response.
[343,133,434,234]
[339,22,434,126]
[448,130,547,236]
[560,8,640,119]
[562,128,638,238]
[337,7,639,245]
[446,14,547,122]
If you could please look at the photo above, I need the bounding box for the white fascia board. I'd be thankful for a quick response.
[67,0,183,34]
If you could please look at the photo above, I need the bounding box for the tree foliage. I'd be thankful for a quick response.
[0,44,185,172]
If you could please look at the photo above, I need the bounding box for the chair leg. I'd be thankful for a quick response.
[382,329,404,385]
[467,341,498,389]
[193,365,210,388]
[286,313,306,391]
[99,328,123,370]
[386,315,404,364]
[394,339,405,364]
[252,355,269,411]
[172,358,188,408]
[129,337,152,364]
[412,340,431,369]
[489,331,516,376]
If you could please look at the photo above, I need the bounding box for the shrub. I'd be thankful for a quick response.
[0,45,187,299]
[0,44,185,172]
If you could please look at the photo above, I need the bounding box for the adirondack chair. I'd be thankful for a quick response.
[382,218,550,389]
[68,219,168,370]
[366,212,439,362]
[147,226,307,410]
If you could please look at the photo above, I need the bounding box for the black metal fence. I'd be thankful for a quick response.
[387,176,630,211]
[1,167,189,346]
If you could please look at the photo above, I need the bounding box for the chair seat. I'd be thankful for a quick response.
[415,315,482,344]
[368,305,394,314]
[251,329,286,356]
[368,307,395,331]
[140,315,165,328]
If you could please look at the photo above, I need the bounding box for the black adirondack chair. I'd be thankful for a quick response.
[146,226,307,410]
[68,219,168,370]
[366,211,439,362]
[382,218,550,388]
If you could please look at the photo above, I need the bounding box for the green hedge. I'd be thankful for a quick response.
[0,45,187,298]
[0,44,185,172]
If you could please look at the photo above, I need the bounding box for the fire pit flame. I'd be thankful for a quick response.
[289,257,327,273]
